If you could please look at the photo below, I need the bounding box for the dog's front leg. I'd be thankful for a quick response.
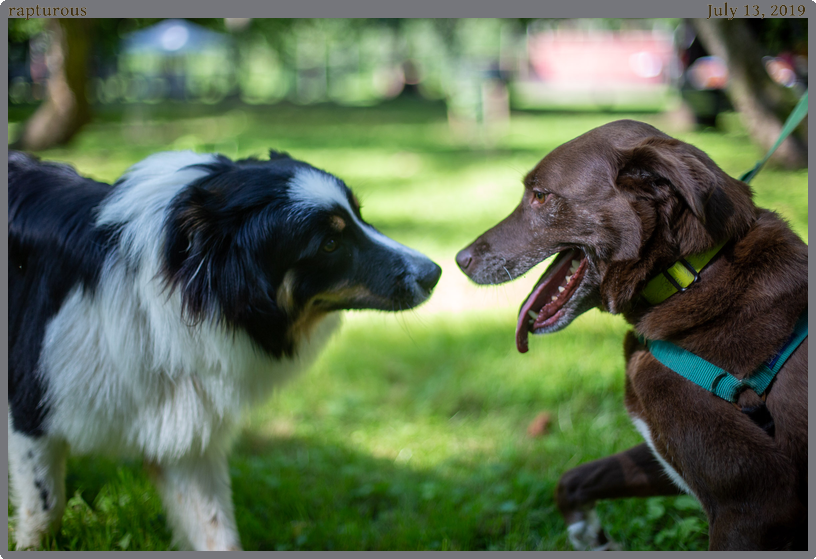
[8,424,69,550]
[148,450,242,551]
[556,443,684,550]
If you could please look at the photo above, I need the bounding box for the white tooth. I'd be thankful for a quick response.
[566,275,573,283]
[551,295,558,301]
[528,310,539,320]
[558,286,565,293]
[570,260,580,273]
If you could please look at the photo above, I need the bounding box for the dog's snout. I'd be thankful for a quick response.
[417,260,442,293]
[455,247,473,272]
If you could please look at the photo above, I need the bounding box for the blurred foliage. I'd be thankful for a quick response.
[8,18,676,108]
[746,18,808,55]
[9,18,227,53]
[8,18,804,111]
[8,17,48,42]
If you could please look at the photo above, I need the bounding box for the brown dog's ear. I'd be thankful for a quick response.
[617,137,726,223]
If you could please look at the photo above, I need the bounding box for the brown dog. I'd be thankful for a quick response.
[456,120,807,550]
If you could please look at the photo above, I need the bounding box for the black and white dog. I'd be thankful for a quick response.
[8,150,441,550]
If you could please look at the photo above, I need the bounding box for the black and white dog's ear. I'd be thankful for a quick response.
[268,150,292,161]
[162,185,221,318]
[162,180,283,326]
[163,181,262,323]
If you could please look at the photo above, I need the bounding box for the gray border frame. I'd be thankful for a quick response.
[2,0,811,556]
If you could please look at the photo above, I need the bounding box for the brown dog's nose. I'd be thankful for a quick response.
[455,247,473,272]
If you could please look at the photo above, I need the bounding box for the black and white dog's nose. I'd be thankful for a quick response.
[417,259,442,293]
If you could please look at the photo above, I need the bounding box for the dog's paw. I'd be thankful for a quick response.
[11,510,57,551]
[13,527,43,551]
[566,508,618,551]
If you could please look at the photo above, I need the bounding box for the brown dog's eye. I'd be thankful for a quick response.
[533,191,549,204]
[322,238,339,253]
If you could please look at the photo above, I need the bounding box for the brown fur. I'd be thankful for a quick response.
[456,120,807,550]
[330,215,347,231]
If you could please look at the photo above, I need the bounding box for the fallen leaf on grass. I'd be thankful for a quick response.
[527,412,552,437]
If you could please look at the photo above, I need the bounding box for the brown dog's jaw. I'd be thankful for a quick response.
[516,248,589,353]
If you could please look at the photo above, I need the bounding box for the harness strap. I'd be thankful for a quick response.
[639,310,807,404]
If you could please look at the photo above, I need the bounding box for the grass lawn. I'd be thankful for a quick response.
[7,99,808,550]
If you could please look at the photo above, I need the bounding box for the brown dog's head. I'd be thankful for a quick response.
[456,120,755,353]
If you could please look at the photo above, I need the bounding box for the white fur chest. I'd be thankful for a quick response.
[39,264,340,462]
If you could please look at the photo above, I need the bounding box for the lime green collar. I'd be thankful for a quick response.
[641,241,727,305]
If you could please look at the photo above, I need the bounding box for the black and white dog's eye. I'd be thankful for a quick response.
[322,238,339,253]
[534,191,548,203]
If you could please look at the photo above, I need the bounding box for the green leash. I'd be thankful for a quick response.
[638,91,809,403]
[739,90,808,184]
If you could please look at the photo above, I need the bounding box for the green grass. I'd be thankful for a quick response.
[7,99,807,550]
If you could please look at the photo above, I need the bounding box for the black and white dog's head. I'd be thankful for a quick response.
[99,150,441,358]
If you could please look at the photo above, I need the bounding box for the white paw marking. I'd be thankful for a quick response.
[566,509,618,551]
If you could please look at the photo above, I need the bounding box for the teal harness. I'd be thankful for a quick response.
[639,311,807,404]
[637,90,809,407]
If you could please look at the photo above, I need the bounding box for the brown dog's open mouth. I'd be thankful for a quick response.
[516,248,587,353]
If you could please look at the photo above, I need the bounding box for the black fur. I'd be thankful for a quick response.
[8,152,116,436]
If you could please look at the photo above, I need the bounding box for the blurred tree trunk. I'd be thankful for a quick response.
[13,19,93,151]
[693,18,806,169]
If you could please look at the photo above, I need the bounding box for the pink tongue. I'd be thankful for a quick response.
[514,249,578,354]
[516,326,529,353]
[515,281,547,354]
